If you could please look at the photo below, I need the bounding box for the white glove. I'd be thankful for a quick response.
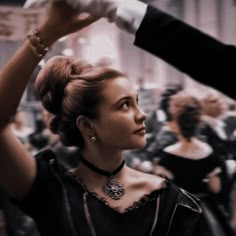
[24,0,147,34]
[67,0,124,22]
[24,0,123,22]
[24,0,55,8]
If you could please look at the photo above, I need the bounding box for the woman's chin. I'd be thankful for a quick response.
[131,140,146,150]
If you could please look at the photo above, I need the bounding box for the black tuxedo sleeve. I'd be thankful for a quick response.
[134,5,236,99]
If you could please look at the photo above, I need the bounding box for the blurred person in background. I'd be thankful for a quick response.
[198,91,235,213]
[154,91,234,236]
[28,112,49,154]
[11,110,34,151]
[199,90,228,158]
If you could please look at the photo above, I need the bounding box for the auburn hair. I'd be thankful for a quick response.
[35,56,125,148]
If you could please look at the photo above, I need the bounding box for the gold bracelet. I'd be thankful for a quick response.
[26,29,50,59]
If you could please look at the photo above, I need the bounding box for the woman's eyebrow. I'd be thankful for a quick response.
[112,92,139,107]
[112,96,131,107]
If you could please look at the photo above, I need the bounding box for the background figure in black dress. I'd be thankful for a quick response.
[154,91,233,236]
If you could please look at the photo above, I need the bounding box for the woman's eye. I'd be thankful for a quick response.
[121,102,129,110]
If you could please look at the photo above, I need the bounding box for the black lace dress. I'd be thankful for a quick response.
[12,150,202,236]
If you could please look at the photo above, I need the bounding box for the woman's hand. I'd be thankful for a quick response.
[38,2,99,46]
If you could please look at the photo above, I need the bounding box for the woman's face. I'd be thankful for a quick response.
[92,77,147,150]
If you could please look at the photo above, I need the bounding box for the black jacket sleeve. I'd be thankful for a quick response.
[134,5,236,99]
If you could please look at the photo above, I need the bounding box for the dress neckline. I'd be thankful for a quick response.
[161,149,214,161]
[66,170,167,214]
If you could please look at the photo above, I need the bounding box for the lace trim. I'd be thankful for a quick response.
[67,170,166,214]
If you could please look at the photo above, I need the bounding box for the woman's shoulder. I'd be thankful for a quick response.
[160,180,202,214]
[163,140,213,160]
[127,167,167,191]
[35,148,76,171]
[34,148,71,183]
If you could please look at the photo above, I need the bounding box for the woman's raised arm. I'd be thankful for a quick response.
[0,2,97,198]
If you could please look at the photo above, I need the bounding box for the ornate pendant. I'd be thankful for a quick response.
[102,178,125,200]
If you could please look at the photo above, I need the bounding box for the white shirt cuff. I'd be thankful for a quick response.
[116,0,147,34]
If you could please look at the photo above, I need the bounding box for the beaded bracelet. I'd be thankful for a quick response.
[26,29,50,59]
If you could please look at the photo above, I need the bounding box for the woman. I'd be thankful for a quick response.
[155,92,233,236]
[0,2,203,236]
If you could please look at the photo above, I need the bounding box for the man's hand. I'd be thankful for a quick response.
[25,0,147,34]
[25,0,123,22]
[24,0,53,8]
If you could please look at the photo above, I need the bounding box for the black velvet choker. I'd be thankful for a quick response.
[80,156,125,177]
[80,156,125,200]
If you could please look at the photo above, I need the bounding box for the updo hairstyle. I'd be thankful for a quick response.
[169,92,202,141]
[35,56,124,148]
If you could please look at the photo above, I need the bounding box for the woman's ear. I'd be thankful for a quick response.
[76,115,94,136]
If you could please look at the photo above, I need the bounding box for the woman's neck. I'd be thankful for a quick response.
[175,133,191,144]
[74,147,126,190]
[81,147,124,173]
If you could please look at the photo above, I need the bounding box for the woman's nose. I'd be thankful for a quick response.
[136,107,147,122]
